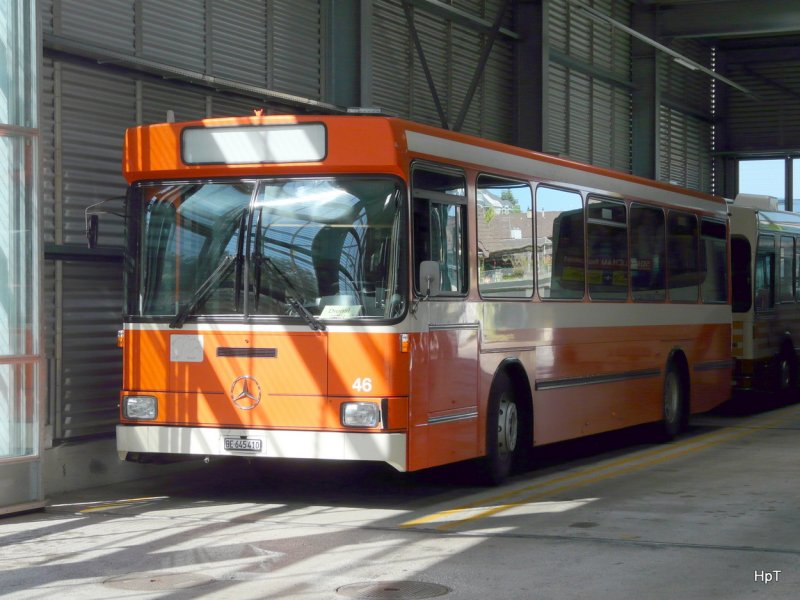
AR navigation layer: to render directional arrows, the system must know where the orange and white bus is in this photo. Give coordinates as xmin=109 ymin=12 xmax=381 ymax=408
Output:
xmin=113 ymin=113 xmax=731 ymax=483
xmin=730 ymin=193 xmax=800 ymax=397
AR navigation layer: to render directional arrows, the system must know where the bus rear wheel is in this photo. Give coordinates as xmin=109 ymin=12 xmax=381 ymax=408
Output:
xmin=479 ymin=374 xmax=518 ymax=485
xmin=661 ymin=365 xmax=684 ymax=440
xmin=776 ymin=346 xmax=798 ymax=401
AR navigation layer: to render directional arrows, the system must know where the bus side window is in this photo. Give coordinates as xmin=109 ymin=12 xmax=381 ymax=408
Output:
xmin=412 ymin=167 xmax=467 ymax=295
xmin=795 ymin=237 xmax=800 ymax=303
xmin=536 ymin=186 xmax=584 ymax=300
xmin=667 ymin=211 xmax=699 ymax=302
xmin=476 ymin=175 xmax=534 ymax=298
xmin=779 ymin=236 xmax=794 ymax=303
xmin=731 ymin=236 xmax=752 ymax=313
xmin=700 ymin=219 xmax=728 ymax=304
xmin=755 ymin=234 xmax=775 ymax=311
xmin=587 ymin=197 xmax=627 ymax=301
xmin=630 ymin=204 xmax=666 ymax=302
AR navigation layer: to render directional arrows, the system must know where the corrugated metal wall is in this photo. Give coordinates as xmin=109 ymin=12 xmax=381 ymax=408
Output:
xmin=546 ymin=0 xmax=633 ymax=173
xmin=41 ymin=0 xmax=324 ymax=441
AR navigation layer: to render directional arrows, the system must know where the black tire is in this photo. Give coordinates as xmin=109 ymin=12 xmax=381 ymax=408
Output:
xmin=660 ymin=364 xmax=684 ymax=441
xmin=478 ymin=373 xmax=519 ymax=485
xmin=775 ymin=345 xmax=798 ymax=402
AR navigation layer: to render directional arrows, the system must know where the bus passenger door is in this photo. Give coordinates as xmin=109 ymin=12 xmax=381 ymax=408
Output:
xmin=411 ymin=166 xmax=479 ymax=469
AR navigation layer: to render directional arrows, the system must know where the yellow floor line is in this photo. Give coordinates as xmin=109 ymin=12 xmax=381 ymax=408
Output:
xmin=400 ymin=405 xmax=800 ymax=531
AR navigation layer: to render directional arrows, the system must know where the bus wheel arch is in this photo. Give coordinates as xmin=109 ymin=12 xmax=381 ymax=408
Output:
xmin=662 ymin=350 xmax=689 ymax=440
xmin=479 ymin=360 xmax=533 ymax=485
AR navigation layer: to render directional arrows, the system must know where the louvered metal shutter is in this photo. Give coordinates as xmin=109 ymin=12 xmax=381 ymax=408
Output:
xmin=546 ymin=0 xmax=632 ymax=172
xmin=46 ymin=61 xmax=135 ymax=440
xmin=657 ymin=40 xmax=713 ymax=192
xmin=659 ymin=105 xmax=712 ymax=192
xmin=211 ymin=0 xmax=268 ymax=87
xmin=41 ymin=0 xmax=54 ymax=34
xmin=725 ymin=61 xmax=800 ymax=152
xmin=60 ymin=62 xmax=135 ymax=245
xmin=141 ymin=81 xmax=208 ymax=124
xmin=211 ymin=95 xmax=264 ymax=118
xmin=59 ymin=261 xmax=123 ymax=439
xmin=41 ymin=58 xmax=56 ymax=246
xmin=141 ymin=0 xmax=206 ymax=72
xmin=372 ymin=0 xmax=412 ymax=117
xmin=270 ymin=0 xmax=322 ymax=100
xmin=59 ymin=0 xmax=135 ymax=53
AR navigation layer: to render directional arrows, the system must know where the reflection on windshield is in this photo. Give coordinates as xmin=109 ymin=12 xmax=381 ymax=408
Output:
xmin=130 ymin=178 xmax=406 ymax=322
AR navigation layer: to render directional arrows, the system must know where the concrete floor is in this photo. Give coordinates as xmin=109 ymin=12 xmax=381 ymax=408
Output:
xmin=2 ymin=396 xmax=799 ymax=599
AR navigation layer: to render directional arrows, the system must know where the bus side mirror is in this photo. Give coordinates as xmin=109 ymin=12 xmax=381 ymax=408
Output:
xmin=86 ymin=214 xmax=99 ymax=249
xmin=418 ymin=260 xmax=442 ymax=297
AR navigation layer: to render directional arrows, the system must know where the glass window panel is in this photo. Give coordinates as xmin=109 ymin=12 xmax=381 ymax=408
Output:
xmin=794 ymin=159 xmax=800 ymax=210
xmin=630 ymin=204 xmax=666 ymax=302
xmin=731 ymin=237 xmax=752 ymax=313
xmin=587 ymin=197 xmax=627 ymax=301
xmin=0 ymin=362 xmax=37 ymax=457
xmin=536 ymin=186 xmax=584 ymax=300
xmin=700 ymin=219 xmax=728 ymax=304
xmin=0 ymin=2 xmax=37 ymax=128
xmin=738 ymin=159 xmax=785 ymax=209
xmin=0 ymin=135 xmax=37 ymax=458
xmin=667 ymin=211 xmax=699 ymax=302
xmin=412 ymin=168 xmax=467 ymax=296
xmin=755 ymin=235 xmax=775 ymax=311
xmin=778 ymin=236 xmax=794 ymax=303
xmin=477 ymin=176 xmax=534 ymax=298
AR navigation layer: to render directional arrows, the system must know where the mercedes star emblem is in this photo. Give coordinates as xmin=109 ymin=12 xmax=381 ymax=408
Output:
xmin=230 ymin=375 xmax=262 ymax=410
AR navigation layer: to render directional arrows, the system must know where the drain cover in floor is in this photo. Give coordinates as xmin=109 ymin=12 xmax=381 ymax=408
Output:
xmin=337 ymin=580 xmax=451 ymax=599
xmin=104 ymin=572 xmax=215 ymax=591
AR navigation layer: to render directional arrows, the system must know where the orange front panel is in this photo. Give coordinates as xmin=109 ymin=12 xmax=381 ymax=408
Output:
xmin=170 ymin=331 xmax=327 ymax=396
xmin=122 ymin=328 xmax=411 ymax=431
xmin=327 ymin=332 xmax=410 ymax=397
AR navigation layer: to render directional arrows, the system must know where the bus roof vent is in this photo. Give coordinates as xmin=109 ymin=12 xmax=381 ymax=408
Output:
xmin=734 ymin=193 xmax=779 ymax=210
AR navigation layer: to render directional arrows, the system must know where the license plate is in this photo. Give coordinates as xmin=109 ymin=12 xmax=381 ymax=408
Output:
xmin=223 ymin=437 xmax=263 ymax=452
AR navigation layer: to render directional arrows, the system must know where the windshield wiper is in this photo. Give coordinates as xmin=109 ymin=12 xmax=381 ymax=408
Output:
xmin=170 ymin=254 xmax=238 ymax=329
xmin=255 ymin=256 xmax=326 ymax=331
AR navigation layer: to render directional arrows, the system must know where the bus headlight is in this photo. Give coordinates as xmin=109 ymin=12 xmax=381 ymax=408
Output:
xmin=123 ymin=396 xmax=158 ymax=420
xmin=341 ymin=402 xmax=381 ymax=428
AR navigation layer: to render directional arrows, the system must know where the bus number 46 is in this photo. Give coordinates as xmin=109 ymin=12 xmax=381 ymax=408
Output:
xmin=352 ymin=378 xmax=373 ymax=393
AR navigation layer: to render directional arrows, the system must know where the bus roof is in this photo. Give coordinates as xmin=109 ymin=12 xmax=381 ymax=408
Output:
xmin=123 ymin=114 xmax=726 ymax=214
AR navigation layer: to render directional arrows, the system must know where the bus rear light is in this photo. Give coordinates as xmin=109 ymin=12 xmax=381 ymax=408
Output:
xmin=341 ymin=402 xmax=381 ymax=428
xmin=400 ymin=333 xmax=409 ymax=353
xmin=117 ymin=329 xmax=125 ymax=348
xmin=123 ymin=396 xmax=157 ymax=420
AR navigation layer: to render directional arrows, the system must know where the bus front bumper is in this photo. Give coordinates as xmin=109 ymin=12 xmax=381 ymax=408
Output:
xmin=116 ymin=425 xmax=408 ymax=471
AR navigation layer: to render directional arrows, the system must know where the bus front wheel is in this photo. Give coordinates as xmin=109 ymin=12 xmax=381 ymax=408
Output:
xmin=479 ymin=373 xmax=519 ymax=485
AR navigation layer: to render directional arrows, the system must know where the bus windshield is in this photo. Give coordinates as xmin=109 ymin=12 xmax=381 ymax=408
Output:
xmin=127 ymin=177 xmax=407 ymax=324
